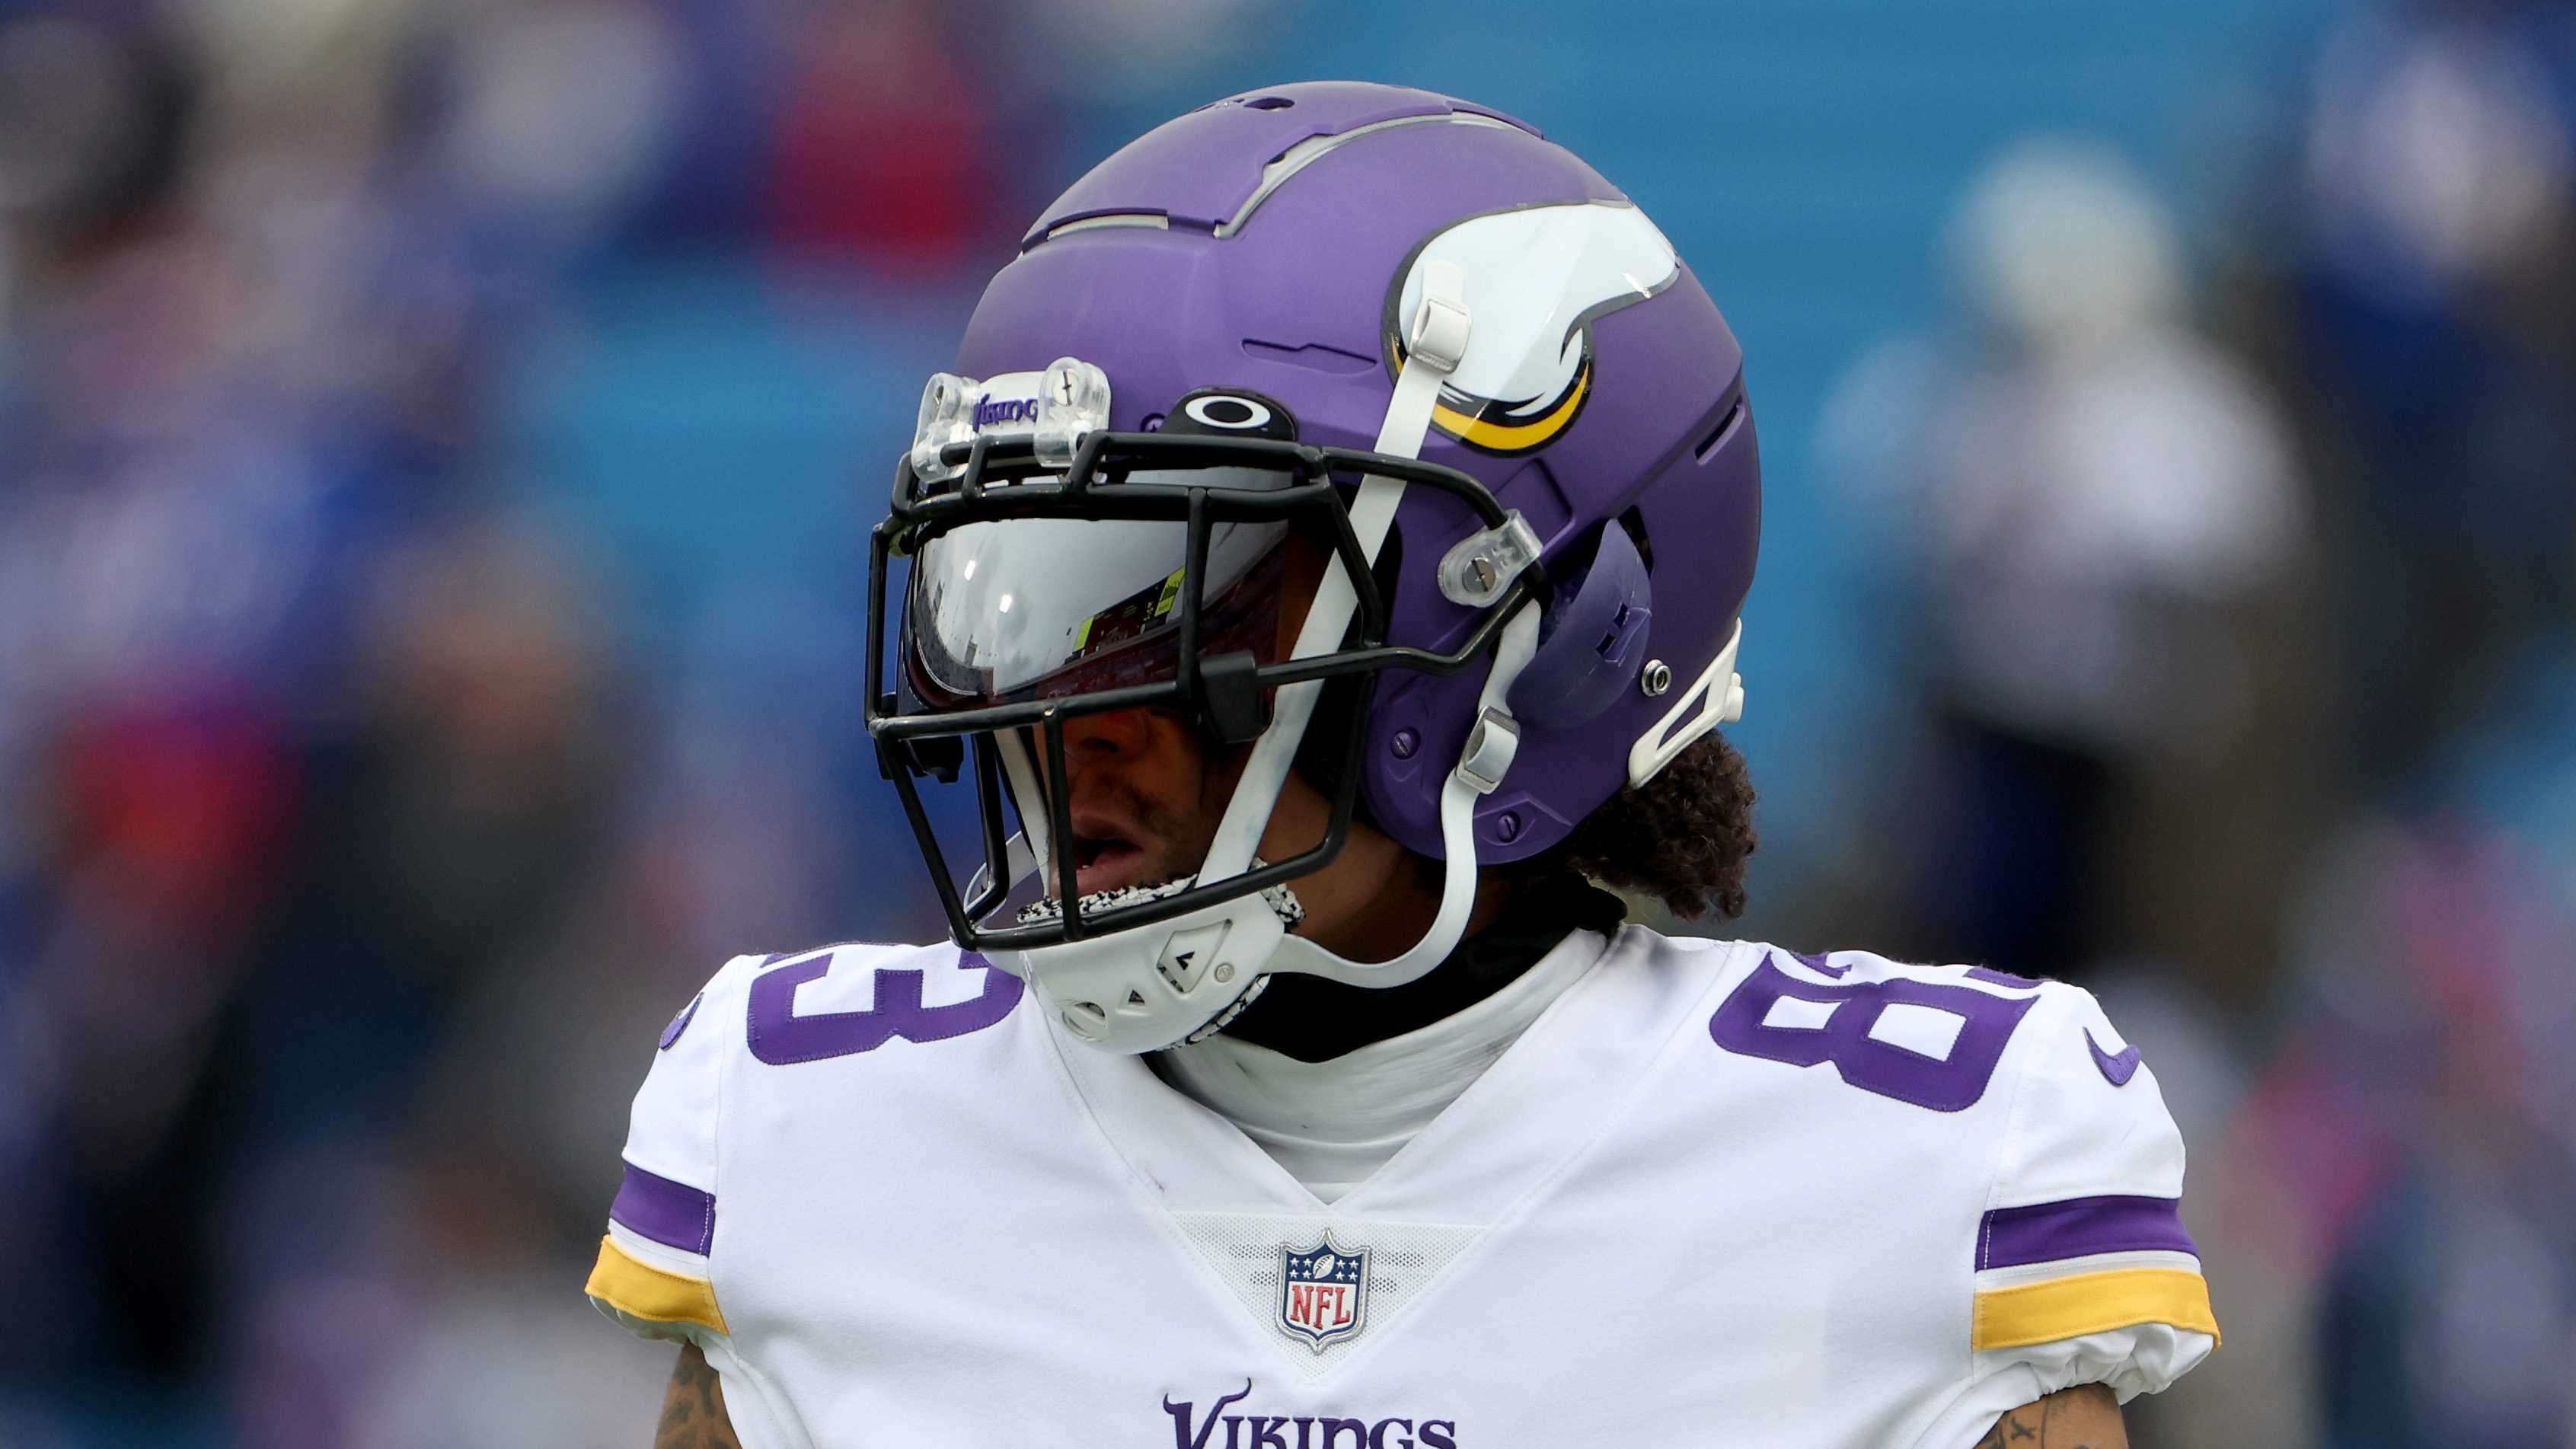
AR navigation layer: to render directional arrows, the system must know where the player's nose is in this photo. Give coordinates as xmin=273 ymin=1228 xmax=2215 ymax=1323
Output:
xmin=1059 ymin=708 xmax=1156 ymax=762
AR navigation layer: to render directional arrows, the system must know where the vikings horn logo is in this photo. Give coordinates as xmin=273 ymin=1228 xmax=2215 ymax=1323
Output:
xmin=1383 ymin=200 xmax=1680 ymax=455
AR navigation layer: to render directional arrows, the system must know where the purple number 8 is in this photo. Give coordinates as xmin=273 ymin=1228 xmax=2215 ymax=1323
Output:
xmin=1709 ymin=955 xmax=2038 ymax=1112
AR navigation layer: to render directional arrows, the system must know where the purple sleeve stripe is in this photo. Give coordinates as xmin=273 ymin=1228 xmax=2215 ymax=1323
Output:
xmin=1977 ymin=1194 xmax=2197 ymax=1270
xmin=610 ymin=1161 xmax=717 ymax=1256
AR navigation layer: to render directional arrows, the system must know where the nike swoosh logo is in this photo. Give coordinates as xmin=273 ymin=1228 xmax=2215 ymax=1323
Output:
xmin=2086 ymin=1029 xmax=2142 ymax=1087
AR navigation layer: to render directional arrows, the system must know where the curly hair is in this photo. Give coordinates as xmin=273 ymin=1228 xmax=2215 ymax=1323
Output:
xmin=1512 ymin=732 xmax=1757 ymax=922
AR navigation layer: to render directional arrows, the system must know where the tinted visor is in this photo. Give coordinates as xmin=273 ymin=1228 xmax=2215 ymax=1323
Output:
xmin=905 ymin=469 xmax=1299 ymax=708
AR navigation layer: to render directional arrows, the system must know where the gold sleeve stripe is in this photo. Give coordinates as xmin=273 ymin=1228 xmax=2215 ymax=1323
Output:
xmin=586 ymin=1235 xmax=729 ymax=1335
xmin=1971 ymin=1267 xmax=2219 ymax=1352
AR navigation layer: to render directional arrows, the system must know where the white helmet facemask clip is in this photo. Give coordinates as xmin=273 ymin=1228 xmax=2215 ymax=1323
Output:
xmin=985 ymin=261 xmax=1541 ymax=1054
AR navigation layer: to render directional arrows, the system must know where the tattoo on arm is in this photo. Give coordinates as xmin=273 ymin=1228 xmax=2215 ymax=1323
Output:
xmin=656 ymin=1343 xmax=744 ymax=1449
xmin=1971 ymin=1384 xmax=2125 ymax=1449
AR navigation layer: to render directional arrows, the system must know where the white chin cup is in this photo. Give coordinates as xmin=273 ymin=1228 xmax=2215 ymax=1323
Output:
xmin=990 ymin=887 xmax=1289 ymax=1054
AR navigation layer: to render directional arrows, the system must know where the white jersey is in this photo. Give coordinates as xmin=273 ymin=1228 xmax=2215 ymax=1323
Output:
xmin=586 ymin=927 xmax=2216 ymax=1449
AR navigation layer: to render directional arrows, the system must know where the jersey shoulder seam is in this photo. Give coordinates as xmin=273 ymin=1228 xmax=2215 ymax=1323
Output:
xmin=1981 ymin=982 xmax=2089 ymax=1216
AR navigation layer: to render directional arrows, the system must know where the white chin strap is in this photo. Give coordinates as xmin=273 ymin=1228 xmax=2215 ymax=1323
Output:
xmin=992 ymin=260 xmax=1548 ymax=1055
xmin=1262 ymin=602 xmax=1536 ymax=986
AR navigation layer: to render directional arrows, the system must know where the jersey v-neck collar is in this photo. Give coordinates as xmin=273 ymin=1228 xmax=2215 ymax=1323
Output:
xmin=1037 ymin=927 xmax=1749 ymax=1223
xmin=1150 ymin=927 xmax=1613 ymax=1202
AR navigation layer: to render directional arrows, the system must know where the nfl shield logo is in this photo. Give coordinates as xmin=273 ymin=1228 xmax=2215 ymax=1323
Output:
xmin=1278 ymin=1240 xmax=1368 ymax=1349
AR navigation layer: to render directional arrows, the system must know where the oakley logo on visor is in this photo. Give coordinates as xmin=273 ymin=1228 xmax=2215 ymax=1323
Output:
xmin=1166 ymin=388 xmax=1298 ymax=442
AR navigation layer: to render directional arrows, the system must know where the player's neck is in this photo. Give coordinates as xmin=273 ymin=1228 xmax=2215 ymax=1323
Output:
xmin=1215 ymin=879 xmax=1627 ymax=1062
xmin=1255 ymin=784 xmax=1508 ymax=964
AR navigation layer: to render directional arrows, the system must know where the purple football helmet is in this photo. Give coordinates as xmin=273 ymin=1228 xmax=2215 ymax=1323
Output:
xmin=867 ymin=81 xmax=1760 ymax=1052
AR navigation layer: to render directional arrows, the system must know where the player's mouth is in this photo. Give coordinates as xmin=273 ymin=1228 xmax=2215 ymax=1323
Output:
xmin=1071 ymin=827 xmax=1152 ymax=895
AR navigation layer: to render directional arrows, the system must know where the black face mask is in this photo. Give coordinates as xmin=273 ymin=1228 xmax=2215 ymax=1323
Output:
xmin=1209 ymin=879 xmax=1631 ymax=1064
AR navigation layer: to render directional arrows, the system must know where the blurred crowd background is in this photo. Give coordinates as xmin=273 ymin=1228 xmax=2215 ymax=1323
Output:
xmin=0 ymin=0 xmax=2571 ymax=1444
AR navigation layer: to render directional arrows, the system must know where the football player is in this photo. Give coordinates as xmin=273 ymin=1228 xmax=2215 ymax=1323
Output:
xmin=589 ymin=81 xmax=2216 ymax=1449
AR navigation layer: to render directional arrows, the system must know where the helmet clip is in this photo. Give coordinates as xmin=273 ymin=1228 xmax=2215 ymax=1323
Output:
xmin=1195 ymin=649 xmax=1272 ymax=747
xmin=1437 ymin=511 xmax=1543 ymax=608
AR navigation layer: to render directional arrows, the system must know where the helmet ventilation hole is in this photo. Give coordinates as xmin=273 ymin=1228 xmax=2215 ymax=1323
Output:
xmin=1693 ymin=397 xmax=1747 ymax=462
xmin=1244 ymin=95 xmax=1295 ymax=110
